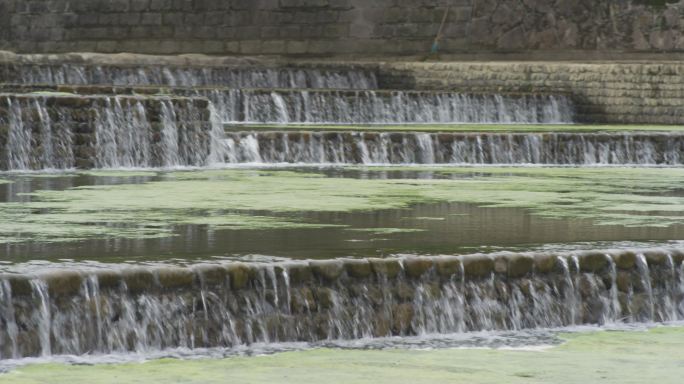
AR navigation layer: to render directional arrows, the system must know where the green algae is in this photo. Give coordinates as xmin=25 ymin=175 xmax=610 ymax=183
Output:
xmin=1 ymin=167 xmax=684 ymax=244
xmin=230 ymin=123 xmax=684 ymax=133
xmin=2 ymin=327 xmax=683 ymax=384
xmin=346 ymin=228 xmax=427 ymax=235
xmin=80 ymin=170 xmax=159 ymax=178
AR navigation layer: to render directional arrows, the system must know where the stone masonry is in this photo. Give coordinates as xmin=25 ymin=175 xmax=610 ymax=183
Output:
xmin=0 ymin=0 xmax=683 ymax=55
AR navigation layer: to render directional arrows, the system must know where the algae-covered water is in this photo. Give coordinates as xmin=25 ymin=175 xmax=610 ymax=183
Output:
xmin=1 ymin=326 xmax=682 ymax=384
xmin=1 ymin=166 xmax=684 ymax=263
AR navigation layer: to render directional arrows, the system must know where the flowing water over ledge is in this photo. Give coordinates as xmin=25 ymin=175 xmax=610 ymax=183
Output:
xmin=3 ymin=64 xmax=379 ymax=90
xmin=0 ymin=58 xmax=681 ymax=376
xmin=209 ymin=90 xmax=574 ymax=124
xmin=1 ymin=91 xmax=577 ymax=170
xmin=220 ymin=131 xmax=684 ymax=165
xmin=0 ymin=248 xmax=682 ymax=360
xmin=0 ymin=94 xmax=222 ymax=170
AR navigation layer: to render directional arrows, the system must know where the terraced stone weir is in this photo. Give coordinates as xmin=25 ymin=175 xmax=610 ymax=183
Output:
xmin=0 ymin=94 xmax=221 ymax=170
xmin=0 ymin=249 xmax=681 ymax=359
xmin=220 ymin=131 xmax=684 ymax=165
xmin=1 ymin=63 xmax=379 ymax=90
xmin=211 ymin=90 xmax=574 ymax=124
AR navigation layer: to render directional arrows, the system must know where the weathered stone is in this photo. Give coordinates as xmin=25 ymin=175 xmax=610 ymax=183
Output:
xmin=95 ymin=270 xmax=123 ymax=290
xmin=613 ymin=251 xmax=638 ymax=270
xmin=507 ymin=255 xmax=534 ymax=278
xmin=310 ymin=260 xmax=344 ymax=282
xmin=403 ymin=257 xmax=433 ymax=279
xmin=392 ymin=303 xmax=413 ymax=334
xmin=671 ymin=250 xmax=684 ymax=266
xmin=494 ymin=256 xmax=508 ymax=274
xmin=122 ymin=268 xmax=156 ymax=293
xmin=434 ymin=257 xmax=462 ymax=277
xmin=369 ymin=258 xmax=402 ymax=279
xmin=194 ymin=265 xmax=228 ymax=286
xmin=156 ymin=267 xmax=195 ymax=289
xmin=616 ymin=271 xmax=632 ymax=293
xmin=227 ymin=263 xmax=253 ymax=290
xmin=315 ymin=287 xmax=334 ymax=309
xmin=7 ymin=275 xmax=32 ymax=296
xmin=394 ymin=281 xmax=414 ymax=301
xmin=643 ymin=250 xmax=669 ymax=266
xmin=463 ymin=256 xmax=494 ymax=278
xmin=344 ymin=259 xmax=372 ymax=278
xmin=579 ymin=252 xmax=610 ymax=273
xmin=44 ymin=272 xmax=83 ymax=296
xmin=287 ymin=263 xmax=313 ymax=284
xmin=534 ymin=254 xmax=559 ymax=274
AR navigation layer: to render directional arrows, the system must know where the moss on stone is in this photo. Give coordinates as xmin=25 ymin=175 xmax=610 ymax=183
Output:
xmin=287 ymin=264 xmax=313 ymax=284
xmin=122 ymin=268 xmax=155 ymax=294
xmin=227 ymin=264 xmax=252 ymax=290
xmin=463 ymin=256 xmax=494 ymax=278
xmin=434 ymin=257 xmax=461 ymax=278
xmin=369 ymin=258 xmax=403 ymax=279
xmin=95 ymin=270 xmax=123 ymax=290
xmin=156 ymin=268 xmax=195 ymax=289
xmin=344 ymin=260 xmax=373 ymax=279
xmin=403 ymin=258 xmax=434 ymax=279
xmin=310 ymin=260 xmax=344 ymax=282
xmin=507 ymin=255 xmax=535 ymax=278
xmin=644 ymin=250 xmax=670 ymax=266
xmin=613 ymin=252 xmax=638 ymax=270
xmin=44 ymin=272 xmax=83 ymax=296
xmin=534 ymin=255 xmax=559 ymax=274
xmin=579 ymin=252 xmax=610 ymax=273
xmin=7 ymin=275 xmax=32 ymax=296
xmin=194 ymin=265 xmax=228 ymax=286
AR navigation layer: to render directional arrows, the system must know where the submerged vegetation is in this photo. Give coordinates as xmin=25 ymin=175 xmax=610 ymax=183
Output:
xmin=0 ymin=166 xmax=684 ymax=244
xmin=1 ymin=327 xmax=682 ymax=384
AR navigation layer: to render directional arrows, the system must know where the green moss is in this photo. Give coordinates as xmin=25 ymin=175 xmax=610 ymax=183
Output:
xmin=81 ymin=171 xmax=159 ymax=178
xmin=2 ymin=327 xmax=683 ymax=384
xmin=346 ymin=228 xmax=426 ymax=235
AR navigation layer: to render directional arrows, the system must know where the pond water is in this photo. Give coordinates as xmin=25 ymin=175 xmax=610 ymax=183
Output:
xmin=0 ymin=166 xmax=683 ymax=264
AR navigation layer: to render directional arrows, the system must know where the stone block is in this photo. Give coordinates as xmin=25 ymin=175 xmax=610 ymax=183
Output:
xmin=310 ymin=260 xmax=344 ymax=282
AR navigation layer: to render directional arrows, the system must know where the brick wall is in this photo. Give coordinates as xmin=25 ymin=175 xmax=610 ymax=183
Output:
xmin=0 ymin=0 xmax=683 ymax=55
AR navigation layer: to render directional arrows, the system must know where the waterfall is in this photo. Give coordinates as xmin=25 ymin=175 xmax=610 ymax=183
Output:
xmin=215 ymin=131 xmax=684 ymax=165
xmin=1 ymin=95 xmax=223 ymax=170
xmin=0 ymin=249 xmax=681 ymax=359
xmin=11 ymin=64 xmax=378 ymax=89
xmin=94 ymin=98 xmax=152 ymax=168
xmin=214 ymin=90 xmax=574 ymax=124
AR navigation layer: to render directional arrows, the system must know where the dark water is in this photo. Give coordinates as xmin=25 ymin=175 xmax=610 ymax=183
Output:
xmin=0 ymin=168 xmax=682 ymax=264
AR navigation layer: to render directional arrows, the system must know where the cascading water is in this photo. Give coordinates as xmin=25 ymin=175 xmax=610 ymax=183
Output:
xmin=9 ymin=64 xmax=378 ymax=90
xmin=218 ymin=131 xmax=684 ymax=165
xmin=0 ymin=95 xmax=221 ymax=170
xmin=213 ymin=90 xmax=574 ymax=124
xmin=0 ymin=249 xmax=681 ymax=359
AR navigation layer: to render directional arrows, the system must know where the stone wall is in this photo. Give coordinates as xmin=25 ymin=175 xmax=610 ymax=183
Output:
xmin=0 ymin=0 xmax=683 ymax=55
xmin=376 ymin=61 xmax=684 ymax=124
xmin=0 ymin=94 xmax=213 ymax=169
xmin=1 ymin=249 xmax=682 ymax=358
